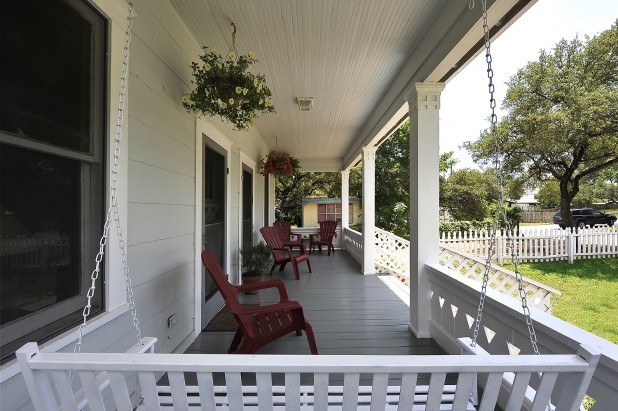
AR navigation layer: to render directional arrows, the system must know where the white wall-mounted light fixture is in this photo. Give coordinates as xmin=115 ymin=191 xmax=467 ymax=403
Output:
xmin=297 ymin=97 xmax=314 ymax=112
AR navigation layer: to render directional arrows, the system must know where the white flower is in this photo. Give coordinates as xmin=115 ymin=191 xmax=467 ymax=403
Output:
xmin=204 ymin=63 xmax=211 ymax=71
xmin=242 ymin=88 xmax=248 ymax=95
xmin=257 ymin=84 xmax=262 ymax=92
xmin=229 ymin=98 xmax=235 ymax=105
xmin=229 ymin=52 xmax=235 ymax=60
xmin=254 ymin=78 xmax=259 ymax=87
xmin=181 ymin=95 xmax=190 ymax=103
xmin=248 ymin=51 xmax=255 ymax=59
xmin=221 ymin=102 xmax=227 ymax=108
xmin=236 ymin=87 xmax=243 ymax=94
xmin=259 ymin=99 xmax=263 ymax=105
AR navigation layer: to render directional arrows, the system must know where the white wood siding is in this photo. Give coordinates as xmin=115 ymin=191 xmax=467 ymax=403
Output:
xmin=1 ymin=0 xmax=269 ymax=409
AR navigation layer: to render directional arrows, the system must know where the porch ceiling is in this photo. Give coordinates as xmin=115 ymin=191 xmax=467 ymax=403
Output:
xmin=170 ymin=0 xmax=533 ymax=169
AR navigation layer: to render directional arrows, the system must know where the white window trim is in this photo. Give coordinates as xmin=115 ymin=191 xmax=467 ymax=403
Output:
xmin=194 ymin=117 xmax=232 ymax=334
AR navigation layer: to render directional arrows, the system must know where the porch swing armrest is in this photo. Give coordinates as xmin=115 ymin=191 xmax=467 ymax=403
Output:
xmin=237 ymin=279 xmax=290 ymax=300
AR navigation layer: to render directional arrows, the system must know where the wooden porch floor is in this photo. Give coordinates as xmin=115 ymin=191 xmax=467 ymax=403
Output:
xmin=186 ymin=250 xmax=445 ymax=356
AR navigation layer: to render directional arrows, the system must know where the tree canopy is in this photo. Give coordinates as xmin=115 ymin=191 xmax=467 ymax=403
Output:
xmin=465 ymin=22 xmax=618 ymax=226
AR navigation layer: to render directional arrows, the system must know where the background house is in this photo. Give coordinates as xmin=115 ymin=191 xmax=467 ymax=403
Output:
xmin=301 ymin=197 xmax=362 ymax=227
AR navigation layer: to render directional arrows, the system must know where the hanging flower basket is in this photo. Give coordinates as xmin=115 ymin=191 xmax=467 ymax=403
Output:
xmin=259 ymin=151 xmax=300 ymax=177
xmin=182 ymin=24 xmax=276 ymax=130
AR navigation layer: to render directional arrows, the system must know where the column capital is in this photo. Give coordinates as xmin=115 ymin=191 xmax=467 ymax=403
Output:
xmin=362 ymin=145 xmax=378 ymax=161
xmin=341 ymin=169 xmax=350 ymax=178
xmin=407 ymin=82 xmax=445 ymax=112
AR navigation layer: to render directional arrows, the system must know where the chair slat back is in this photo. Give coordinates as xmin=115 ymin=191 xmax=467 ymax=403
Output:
xmin=319 ymin=221 xmax=338 ymax=239
xmin=201 ymin=251 xmax=255 ymax=335
xmin=260 ymin=226 xmax=286 ymax=261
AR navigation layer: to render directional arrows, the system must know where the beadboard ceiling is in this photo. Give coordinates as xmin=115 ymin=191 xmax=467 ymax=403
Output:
xmin=169 ymin=0 xmax=530 ymax=168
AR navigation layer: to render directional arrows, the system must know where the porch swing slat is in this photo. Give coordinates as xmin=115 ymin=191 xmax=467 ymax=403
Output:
xmin=313 ymin=372 xmax=330 ymax=410
xmin=285 ymin=372 xmax=302 ymax=411
xmin=168 ymin=371 xmax=189 ymax=411
xmin=369 ymin=373 xmax=389 ymax=411
xmin=505 ymin=371 xmax=532 ymax=411
xmin=396 ymin=372 xmax=418 ymax=411
xmin=225 ymin=371 xmax=243 ymax=410
xmin=78 ymin=370 xmax=106 ymax=411
xmin=478 ymin=372 xmax=502 ymax=411
xmin=426 ymin=372 xmax=447 ymax=409
xmin=256 ymin=372 xmax=274 ymax=411
xmin=138 ymin=371 xmax=161 ymax=411
xmin=107 ymin=370 xmax=133 ymax=411
xmin=530 ymin=372 xmax=558 ymax=411
xmin=343 ymin=372 xmax=361 ymax=411
xmin=452 ymin=372 xmax=475 ymax=409
xmin=196 ymin=372 xmax=216 ymax=411
xmin=50 ymin=370 xmax=77 ymax=411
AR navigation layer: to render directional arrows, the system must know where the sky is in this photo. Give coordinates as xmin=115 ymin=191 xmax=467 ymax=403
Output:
xmin=439 ymin=0 xmax=618 ymax=170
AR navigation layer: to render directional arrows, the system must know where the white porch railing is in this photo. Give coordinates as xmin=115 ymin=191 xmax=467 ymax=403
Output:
xmin=427 ymin=263 xmax=618 ymax=411
xmin=369 ymin=228 xmax=559 ymax=312
xmin=440 ymin=226 xmax=618 ymax=264
xmin=343 ymin=227 xmax=363 ymax=265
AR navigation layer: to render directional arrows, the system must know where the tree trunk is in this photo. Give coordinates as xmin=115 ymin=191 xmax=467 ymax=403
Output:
xmin=559 ymin=180 xmax=575 ymax=228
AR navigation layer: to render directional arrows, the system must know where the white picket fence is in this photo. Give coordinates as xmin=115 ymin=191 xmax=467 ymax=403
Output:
xmin=440 ymin=226 xmax=618 ymax=264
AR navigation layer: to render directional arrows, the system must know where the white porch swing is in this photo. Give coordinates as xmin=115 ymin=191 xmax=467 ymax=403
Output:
xmin=16 ymin=2 xmax=599 ymax=410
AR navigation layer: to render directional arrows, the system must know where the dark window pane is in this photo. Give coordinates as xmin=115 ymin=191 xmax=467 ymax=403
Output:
xmin=0 ymin=0 xmax=93 ymax=153
xmin=1 ymin=144 xmax=82 ymax=323
xmin=318 ymin=204 xmax=326 ymax=213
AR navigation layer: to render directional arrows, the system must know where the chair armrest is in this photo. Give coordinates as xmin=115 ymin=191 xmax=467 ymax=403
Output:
xmin=237 ymin=300 xmax=302 ymax=315
xmin=236 ymin=279 xmax=290 ymax=301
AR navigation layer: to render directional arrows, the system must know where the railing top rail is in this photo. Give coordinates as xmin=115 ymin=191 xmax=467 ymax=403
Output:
xmin=25 ymin=350 xmax=590 ymax=374
xmin=439 ymin=243 xmax=562 ymax=295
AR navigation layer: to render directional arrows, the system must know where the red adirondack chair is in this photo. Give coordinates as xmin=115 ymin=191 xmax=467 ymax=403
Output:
xmin=273 ymin=220 xmax=303 ymax=250
xmin=201 ymin=250 xmax=318 ymax=355
xmin=260 ymin=226 xmax=311 ymax=280
xmin=309 ymin=220 xmax=338 ymax=255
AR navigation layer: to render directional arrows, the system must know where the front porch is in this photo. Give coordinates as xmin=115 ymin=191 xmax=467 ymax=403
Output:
xmin=188 ymin=251 xmax=444 ymax=356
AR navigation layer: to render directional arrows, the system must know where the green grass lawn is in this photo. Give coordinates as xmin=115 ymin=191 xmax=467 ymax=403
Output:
xmin=507 ymin=258 xmax=618 ymax=344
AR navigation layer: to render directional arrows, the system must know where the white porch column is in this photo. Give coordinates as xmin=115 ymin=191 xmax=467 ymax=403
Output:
xmin=408 ymin=82 xmax=444 ymax=337
xmin=362 ymin=146 xmax=377 ymax=275
xmin=341 ymin=170 xmax=350 ymax=230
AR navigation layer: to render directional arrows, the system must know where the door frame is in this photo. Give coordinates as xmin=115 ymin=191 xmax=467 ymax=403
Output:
xmin=194 ymin=118 xmax=232 ymax=335
xmin=239 ymin=151 xmax=256 ymax=280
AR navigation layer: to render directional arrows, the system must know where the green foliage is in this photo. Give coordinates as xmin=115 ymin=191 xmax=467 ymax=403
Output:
xmin=183 ymin=48 xmax=276 ymax=130
xmin=239 ymin=242 xmax=272 ymax=276
xmin=507 ymin=258 xmax=618 ymax=344
xmin=375 ymin=121 xmax=410 ymax=237
xmin=466 ymin=22 xmax=618 ymax=226
xmin=537 ymin=180 xmax=561 ymax=208
xmin=441 ymin=168 xmax=491 ymax=221
xmin=439 ymin=220 xmax=487 ymax=234
xmin=439 ymin=151 xmax=457 ymax=176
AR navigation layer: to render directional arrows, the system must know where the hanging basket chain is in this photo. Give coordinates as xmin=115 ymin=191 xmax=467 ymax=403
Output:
xmin=73 ymin=2 xmax=141 ymax=360
xmin=470 ymin=0 xmax=540 ymax=356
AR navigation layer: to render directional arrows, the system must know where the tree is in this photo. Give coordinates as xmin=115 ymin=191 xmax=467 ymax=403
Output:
xmin=536 ymin=180 xmax=561 ymax=209
xmin=441 ymin=168 xmax=491 ymax=221
xmin=375 ymin=121 xmax=410 ymax=236
xmin=439 ymin=151 xmax=458 ymax=176
xmin=465 ymin=22 xmax=618 ymax=227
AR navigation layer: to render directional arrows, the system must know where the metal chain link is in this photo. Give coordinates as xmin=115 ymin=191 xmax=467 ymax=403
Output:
xmin=72 ymin=1 xmax=140 ymax=363
xmin=470 ymin=0 xmax=540 ymax=356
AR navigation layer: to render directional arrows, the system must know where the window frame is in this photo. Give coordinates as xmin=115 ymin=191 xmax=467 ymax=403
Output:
xmin=0 ymin=0 xmax=108 ymax=361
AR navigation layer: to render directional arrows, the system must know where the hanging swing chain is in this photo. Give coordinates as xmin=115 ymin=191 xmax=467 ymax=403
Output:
xmin=470 ymin=0 xmax=540 ymax=356
xmin=73 ymin=2 xmax=141 ymax=358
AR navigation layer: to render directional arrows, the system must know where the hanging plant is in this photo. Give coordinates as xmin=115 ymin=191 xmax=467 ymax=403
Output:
xmin=259 ymin=151 xmax=300 ymax=177
xmin=182 ymin=23 xmax=276 ymax=130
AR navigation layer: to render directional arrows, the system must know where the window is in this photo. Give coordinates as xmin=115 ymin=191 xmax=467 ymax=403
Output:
xmin=0 ymin=0 xmax=106 ymax=362
xmin=318 ymin=203 xmax=342 ymax=222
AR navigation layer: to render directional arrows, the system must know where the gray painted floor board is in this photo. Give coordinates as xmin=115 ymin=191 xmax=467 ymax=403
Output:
xmin=186 ymin=251 xmax=445 ymax=357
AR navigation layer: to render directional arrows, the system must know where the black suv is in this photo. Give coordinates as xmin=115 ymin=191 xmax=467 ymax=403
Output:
xmin=553 ymin=208 xmax=616 ymax=229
